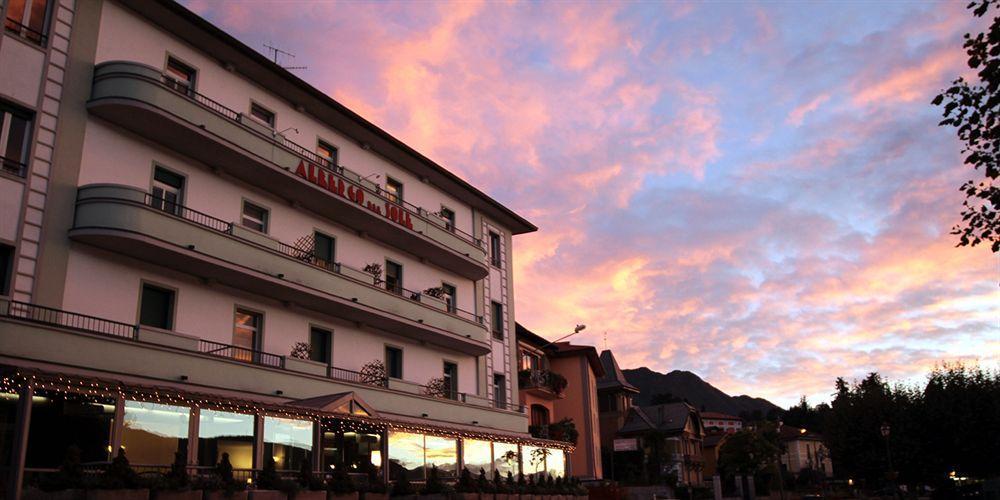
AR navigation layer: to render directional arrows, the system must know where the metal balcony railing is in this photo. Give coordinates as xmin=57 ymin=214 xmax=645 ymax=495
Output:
xmin=198 ymin=339 xmax=284 ymax=369
xmin=144 ymin=70 xmax=483 ymax=248
xmin=518 ymin=368 xmax=567 ymax=396
xmin=4 ymin=17 xmax=47 ymax=46
xmin=1 ymin=299 xmax=137 ymax=340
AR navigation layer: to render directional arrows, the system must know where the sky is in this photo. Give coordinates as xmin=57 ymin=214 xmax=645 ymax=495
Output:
xmin=184 ymin=0 xmax=999 ymax=408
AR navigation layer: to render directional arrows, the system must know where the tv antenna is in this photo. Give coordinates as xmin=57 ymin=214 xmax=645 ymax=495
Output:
xmin=264 ymin=43 xmax=307 ymax=71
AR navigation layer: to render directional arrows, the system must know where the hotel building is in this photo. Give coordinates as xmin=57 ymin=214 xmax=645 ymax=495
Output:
xmin=0 ymin=0 xmax=568 ymax=496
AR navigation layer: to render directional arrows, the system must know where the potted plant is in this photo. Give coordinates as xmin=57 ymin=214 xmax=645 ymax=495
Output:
xmin=363 ymin=263 xmax=383 ymax=285
xmin=418 ymin=466 xmax=449 ymax=500
xmin=454 ymin=468 xmax=478 ymax=500
xmin=326 ymin=463 xmax=357 ymax=500
xmin=388 ymin=469 xmax=416 ymax=499
xmin=294 ymin=458 xmax=325 ymax=500
xmin=422 ymin=377 xmax=450 ymax=399
xmin=24 ymin=445 xmax=87 ymax=500
xmin=152 ymin=451 xmax=201 ymax=500
xmin=523 ymin=476 xmax=536 ymax=500
xmin=360 ymin=471 xmax=387 ymax=500
xmin=515 ymin=474 xmax=526 ymax=500
xmin=88 ymin=448 xmax=148 ymax=500
xmin=504 ymin=473 xmax=516 ymax=500
xmin=251 ymin=456 xmax=294 ymax=499
xmin=360 ymin=360 xmax=387 ymax=387
xmin=492 ymin=470 xmax=510 ymax=500
xmin=196 ymin=453 xmax=248 ymax=500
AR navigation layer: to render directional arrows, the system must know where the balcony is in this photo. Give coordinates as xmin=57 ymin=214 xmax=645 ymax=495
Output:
xmin=0 ymin=299 xmax=528 ymax=427
xmin=518 ymin=369 xmax=567 ymax=399
xmin=69 ymin=184 xmax=490 ymax=355
xmin=87 ymin=61 xmax=488 ymax=280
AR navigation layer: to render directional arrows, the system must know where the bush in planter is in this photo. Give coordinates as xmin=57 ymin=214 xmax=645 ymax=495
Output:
xmin=389 ymin=469 xmax=416 ymax=497
xmin=192 ymin=453 xmax=246 ymax=498
xmin=454 ymin=468 xmax=478 ymax=495
xmin=257 ymin=456 xmax=282 ymax=490
xmin=96 ymin=447 xmax=141 ymax=490
xmin=420 ymin=465 xmax=450 ymax=496
xmin=297 ymin=457 xmax=325 ymax=492
xmin=327 ymin=464 xmax=356 ymax=496
xmin=516 ymin=474 xmax=527 ymax=495
xmin=492 ymin=470 xmax=508 ymax=495
xmin=360 ymin=360 xmax=387 ymax=387
xmin=35 ymin=444 xmax=87 ymax=492
xmin=476 ymin=469 xmax=493 ymax=494
xmin=290 ymin=342 xmax=312 ymax=360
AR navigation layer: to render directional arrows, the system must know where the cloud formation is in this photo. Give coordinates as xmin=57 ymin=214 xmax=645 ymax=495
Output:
xmin=185 ymin=0 xmax=999 ymax=407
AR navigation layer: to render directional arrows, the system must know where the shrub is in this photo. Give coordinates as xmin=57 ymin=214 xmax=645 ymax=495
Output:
xmin=476 ymin=468 xmax=493 ymax=493
xmin=257 ymin=456 xmax=281 ymax=490
xmin=456 ymin=468 xmax=478 ymax=493
xmin=390 ymin=469 xmax=416 ymax=497
xmin=360 ymin=360 xmax=387 ymax=386
xmin=298 ymin=457 xmax=324 ymax=491
xmin=290 ymin=342 xmax=312 ymax=359
xmin=421 ymin=465 xmax=448 ymax=495
xmin=327 ymin=464 xmax=356 ymax=494
xmin=98 ymin=448 xmax=140 ymax=489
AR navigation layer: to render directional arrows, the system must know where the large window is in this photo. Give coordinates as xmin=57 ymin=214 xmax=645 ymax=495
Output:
xmin=121 ymin=401 xmax=190 ymax=466
xmin=4 ymin=0 xmax=50 ymax=45
xmin=151 ymin=166 xmax=184 ymax=215
xmin=522 ymin=445 xmax=546 ymax=479
xmin=232 ymin=308 xmax=262 ymax=362
xmin=320 ymin=423 xmax=380 ymax=472
xmin=139 ymin=283 xmax=175 ymax=330
xmin=0 ymin=101 xmax=32 ymax=176
xmin=198 ymin=409 xmax=254 ymax=469
xmin=385 ymin=260 xmax=403 ymax=295
xmin=424 ymin=435 xmax=457 ymax=478
xmin=164 ymin=57 xmax=196 ymax=95
xmin=263 ymin=416 xmax=312 ymax=471
xmin=489 ymin=231 xmax=502 ymax=267
xmin=388 ymin=431 xmax=424 ymax=480
xmin=309 ymin=327 xmax=331 ymax=364
xmin=491 ymin=301 xmax=504 ymax=340
xmin=385 ymin=346 xmax=403 ymax=379
xmin=25 ymin=391 xmax=114 ymax=468
xmin=462 ymin=439 xmax=492 ymax=476
xmin=241 ymin=200 xmax=269 ymax=233
xmin=492 ymin=442 xmax=519 ymax=478
xmin=546 ymin=448 xmax=565 ymax=478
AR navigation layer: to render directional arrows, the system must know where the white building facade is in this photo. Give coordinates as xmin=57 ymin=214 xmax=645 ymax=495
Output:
xmin=0 ymin=0 xmax=567 ymax=496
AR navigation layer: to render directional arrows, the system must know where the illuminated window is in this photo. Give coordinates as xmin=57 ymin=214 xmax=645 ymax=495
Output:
xmin=385 ymin=177 xmax=403 ymax=204
xmin=4 ymin=0 xmax=51 ymax=45
xmin=121 ymin=401 xmax=190 ymax=466
xmin=463 ymin=439 xmax=492 ymax=475
xmin=321 ymin=424 xmax=380 ymax=471
xmin=493 ymin=442 xmax=519 ymax=478
xmin=198 ymin=410 xmax=254 ymax=469
xmin=545 ymin=448 xmax=565 ymax=478
xmin=232 ymin=308 xmax=262 ymax=362
xmin=317 ymin=140 xmax=338 ymax=168
xmin=388 ymin=431 xmax=425 ymax=480
xmin=523 ymin=445 xmax=547 ymax=479
xmin=263 ymin=416 xmax=313 ymax=471
xmin=165 ymin=57 xmax=196 ymax=95
xmin=424 ymin=435 xmax=457 ymax=478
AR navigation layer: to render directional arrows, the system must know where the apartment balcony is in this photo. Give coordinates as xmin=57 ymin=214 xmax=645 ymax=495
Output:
xmin=69 ymin=184 xmax=490 ymax=355
xmin=87 ymin=61 xmax=488 ymax=280
xmin=0 ymin=300 xmax=528 ymax=430
xmin=518 ymin=368 xmax=567 ymax=399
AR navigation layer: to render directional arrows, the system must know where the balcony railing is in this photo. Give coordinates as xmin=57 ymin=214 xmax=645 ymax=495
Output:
xmin=0 ymin=299 xmax=512 ymax=410
xmin=518 ymin=369 xmax=567 ymax=396
xmin=1 ymin=155 xmax=28 ymax=178
xmin=138 ymin=192 xmax=484 ymax=324
xmin=4 ymin=17 xmax=47 ymax=46
xmin=144 ymin=70 xmax=482 ymax=248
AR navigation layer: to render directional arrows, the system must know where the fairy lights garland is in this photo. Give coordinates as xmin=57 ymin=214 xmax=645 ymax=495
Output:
xmin=0 ymin=370 xmax=573 ymax=451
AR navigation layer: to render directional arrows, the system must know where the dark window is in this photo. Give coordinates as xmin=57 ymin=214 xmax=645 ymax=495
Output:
xmin=4 ymin=0 xmax=51 ymax=45
xmin=489 ymin=231 xmax=502 ymax=267
xmin=493 ymin=374 xmax=507 ymax=409
xmin=241 ymin=200 xmax=269 ymax=233
xmin=313 ymin=232 xmax=335 ymax=268
xmin=443 ymin=362 xmax=458 ymax=399
xmin=440 ymin=207 xmax=455 ymax=232
xmin=385 ymin=346 xmax=403 ymax=379
xmin=598 ymin=393 xmax=618 ymax=412
xmin=0 ymin=244 xmax=13 ymax=296
xmin=0 ymin=101 xmax=32 ymax=176
xmin=309 ymin=327 xmax=331 ymax=364
xmin=164 ymin=57 xmax=196 ymax=95
xmin=385 ymin=177 xmax=403 ymax=204
xmin=442 ymin=283 xmax=457 ymax=314
xmin=317 ymin=140 xmax=338 ymax=168
xmin=385 ymin=260 xmax=402 ymax=295
xmin=530 ymin=404 xmax=550 ymax=427
xmin=491 ymin=301 xmax=504 ymax=340
xmin=250 ymin=102 xmax=275 ymax=128
xmin=25 ymin=390 xmax=115 ymax=468
xmin=139 ymin=283 xmax=174 ymax=330
xmin=151 ymin=166 xmax=184 ymax=215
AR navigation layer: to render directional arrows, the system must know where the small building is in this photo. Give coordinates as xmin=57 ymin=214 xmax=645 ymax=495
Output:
xmin=779 ymin=425 xmax=833 ymax=477
xmin=701 ymin=412 xmax=743 ymax=434
xmin=615 ymin=403 xmax=706 ymax=486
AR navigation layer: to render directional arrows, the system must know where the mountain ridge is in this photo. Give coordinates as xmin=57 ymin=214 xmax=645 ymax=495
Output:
xmin=622 ymin=366 xmax=782 ymax=417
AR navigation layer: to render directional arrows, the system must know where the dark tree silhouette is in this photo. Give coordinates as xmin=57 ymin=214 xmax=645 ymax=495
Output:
xmin=933 ymin=0 xmax=1000 ymax=252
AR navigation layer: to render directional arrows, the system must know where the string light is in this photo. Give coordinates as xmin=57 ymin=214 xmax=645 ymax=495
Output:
xmin=0 ymin=369 xmax=573 ymax=451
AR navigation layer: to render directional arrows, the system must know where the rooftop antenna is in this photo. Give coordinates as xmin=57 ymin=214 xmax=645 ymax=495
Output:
xmin=263 ymin=42 xmax=307 ymax=71
xmin=603 ymin=331 xmax=608 ymax=350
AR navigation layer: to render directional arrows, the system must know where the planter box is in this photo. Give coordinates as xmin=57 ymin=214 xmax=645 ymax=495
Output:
xmin=153 ymin=491 xmax=204 ymax=500
xmin=285 ymin=356 xmax=328 ymax=376
xmin=294 ymin=491 xmax=327 ymax=500
xmin=329 ymin=493 xmax=360 ymax=500
xmin=455 ymin=494 xmax=479 ymax=500
xmin=204 ymin=491 xmax=249 ymax=500
xmin=417 ymin=293 xmax=447 ymax=311
xmin=23 ymin=489 xmax=85 ymax=500
xmin=137 ymin=326 xmax=200 ymax=351
xmin=249 ymin=491 xmax=287 ymax=500
xmin=361 ymin=493 xmax=388 ymax=500
xmin=230 ymin=225 xmax=282 ymax=252
xmin=86 ymin=490 xmax=151 ymax=500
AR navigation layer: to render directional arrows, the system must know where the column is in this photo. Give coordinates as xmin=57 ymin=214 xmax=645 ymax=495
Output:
xmin=5 ymin=384 xmax=33 ymax=500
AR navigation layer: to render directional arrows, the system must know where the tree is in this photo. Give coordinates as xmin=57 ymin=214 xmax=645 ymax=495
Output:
xmin=717 ymin=429 xmax=780 ymax=476
xmin=933 ymin=0 xmax=1000 ymax=252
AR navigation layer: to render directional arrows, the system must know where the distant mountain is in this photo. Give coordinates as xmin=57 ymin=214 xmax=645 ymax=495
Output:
xmin=622 ymin=367 xmax=782 ymax=417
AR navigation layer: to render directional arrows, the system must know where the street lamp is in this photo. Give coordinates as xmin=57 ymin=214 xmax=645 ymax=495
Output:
xmin=881 ymin=423 xmax=896 ymax=498
xmin=540 ymin=324 xmax=586 ymax=348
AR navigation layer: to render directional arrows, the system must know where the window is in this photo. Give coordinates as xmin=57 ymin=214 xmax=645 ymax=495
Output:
xmin=493 ymin=374 xmax=507 ymax=409
xmin=241 ymin=200 xmax=269 ymax=233
xmin=317 ymin=140 xmax=338 ymax=168
xmin=424 ymin=435 xmax=457 ymax=478
xmin=491 ymin=301 xmax=504 ymax=340
xmin=164 ymin=56 xmax=196 ymax=95
xmin=520 ymin=350 xmax=540 ymax=371
xmin=0 ymin=101 xmax=32 ymax=176
xmin=198 ymin=410 xmax=254 ymax=469
xmin=121 ymin=401 xmax=190 ymax=466
xmin=463 ymin=439 xmax=492 ymax=475
xmin=25 ymin=390 xmax=114 ymax=468
xmin=598 ymin=393 xmax=618 ymax=412
xmin=139 ymin=283 xmax=175 ymax=330
xmin=321 ymin=423 xmax=380 ymax=471
xmin=493 ymin=442 xmax=519 ymax=477
xmin=442 ymin=283 xmax=457 ymax=314
xmin=249 ymin=102 xmax=275 ymax=128
xmin=489 ymin=231 xmax=502 ymax=267
xmin=439 ymin=207 xmax=455 ymax=232
xmin=309 ymin=327 xmax=331 ymax=364
xmin=545 ymin=448 xmax=566 ymax=478
xmin=233 ymin=308 xmax=262 ymax=362
xmin=385 ymin=346 xmax=403 ymax=379
xmin=443 ymin=362 xmax=458 ymax=400
xmin=313 ymin=232 xmax=335 ymax=268
xmin=388 ymin=431 xmax=424 ymax=481
xmin=385 ymin=260 xmax=403 ymax=295
xmin=384 ymin=177 xmax=403 ymax=204
xmin=0 ymin=244 xmax=13 ymax=296
xmin=530 ymin=405 xmax=550 ymax=428
xmin=523 ymin=445 xmax=547 ymax=480
xmin=151 ymin=166 xmax=184 ymax=215
xmin=263 ymin=416 xmax=313 ymax=471
xmin=4 ymin=0 xmax=50 ymax=45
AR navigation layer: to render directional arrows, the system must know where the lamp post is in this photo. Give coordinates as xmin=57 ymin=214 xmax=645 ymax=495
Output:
xmin=880 ymin=423 xmax=895 ymax=498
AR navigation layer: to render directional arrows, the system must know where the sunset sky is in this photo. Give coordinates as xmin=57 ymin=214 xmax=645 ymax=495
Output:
xmin=185 ymin=0 xmax=999 ymax=407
